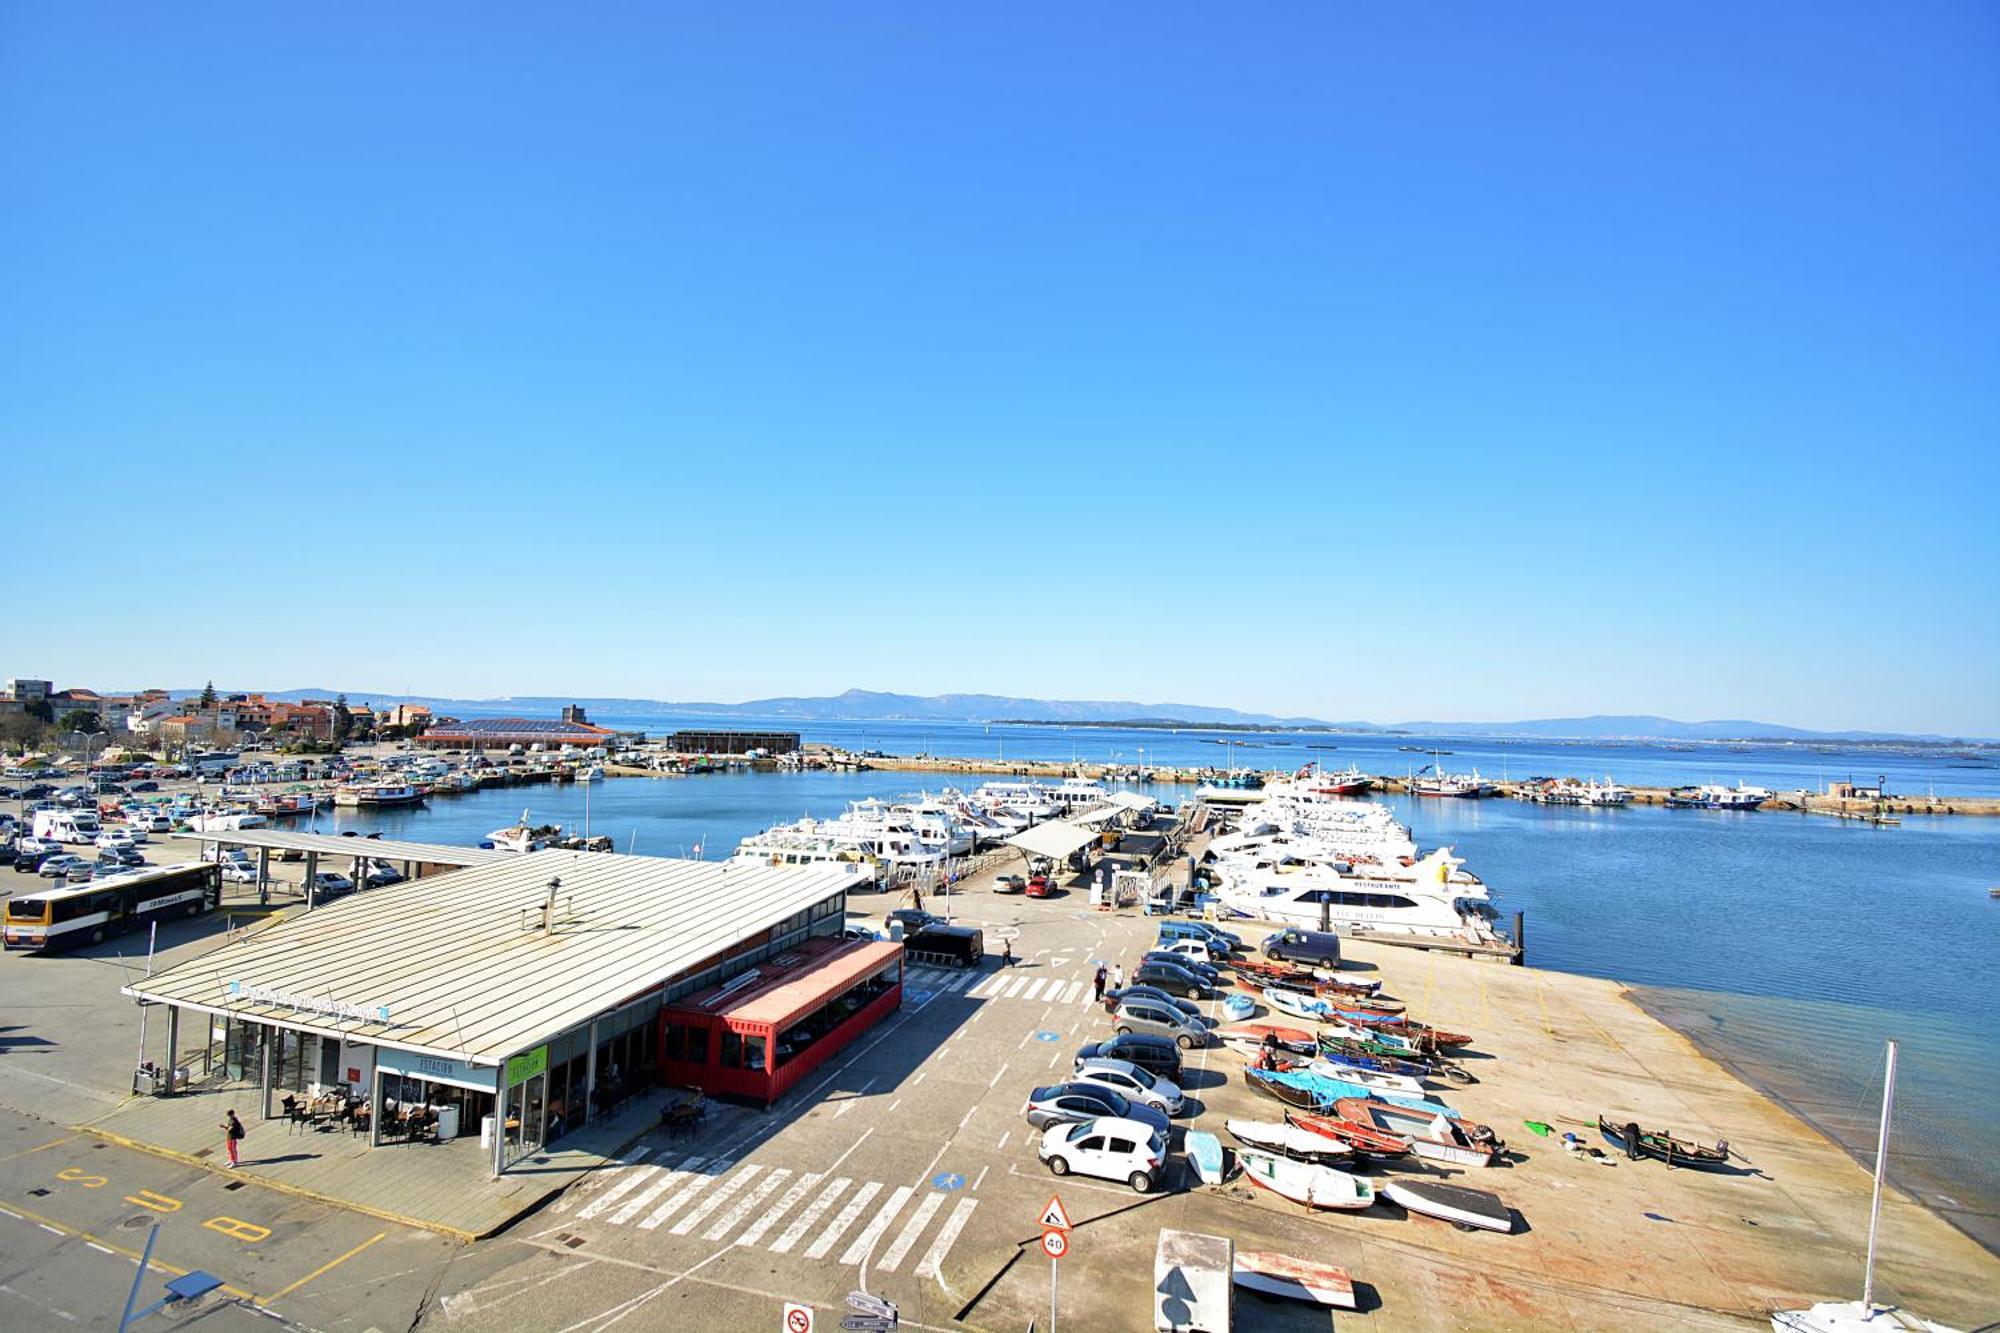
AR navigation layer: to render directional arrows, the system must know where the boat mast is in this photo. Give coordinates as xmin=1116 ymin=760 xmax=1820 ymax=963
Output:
xmin=1861 ymin=1039 xmax=1898 ymax=1311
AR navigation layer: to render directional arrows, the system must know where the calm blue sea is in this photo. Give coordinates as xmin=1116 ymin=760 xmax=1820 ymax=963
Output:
xmin=323 ymin=721 xmax=2000 ymax=1249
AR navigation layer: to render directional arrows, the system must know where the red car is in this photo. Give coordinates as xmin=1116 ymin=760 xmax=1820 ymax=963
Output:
xmin=1026 ymin=874 xmax=1053 ymax=898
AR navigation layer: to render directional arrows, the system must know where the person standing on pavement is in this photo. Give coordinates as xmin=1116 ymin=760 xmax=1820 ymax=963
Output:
xmin=1110 ymin=963 xmax=1124 ymax=991
xmin=1093 ymin=964 xmax=1107 ymax=1003
xmin=221 ymin=1109 xmax=245 ymax=1168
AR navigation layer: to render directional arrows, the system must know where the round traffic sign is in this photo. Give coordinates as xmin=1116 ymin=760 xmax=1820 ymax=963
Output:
xmin=1040 ymin=1228 xmax=1068 ymax=1260
xmin=783 ymin=1302 xmax=814 ymax=1333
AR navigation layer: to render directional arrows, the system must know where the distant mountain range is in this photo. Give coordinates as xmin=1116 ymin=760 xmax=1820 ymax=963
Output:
xmin=157 ymin=687 xmax=1981 ymax=744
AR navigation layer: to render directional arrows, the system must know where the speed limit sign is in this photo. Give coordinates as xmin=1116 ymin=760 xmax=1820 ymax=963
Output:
xmin=781 ymin=1301 xmax=815 ymax=1333
xmin=1040 ymin=1227 xmax=1068 ymax=1260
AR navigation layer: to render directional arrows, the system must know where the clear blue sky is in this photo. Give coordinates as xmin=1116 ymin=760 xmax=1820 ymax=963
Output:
xmin=3 ymin=4 xmax=1995 ymax=734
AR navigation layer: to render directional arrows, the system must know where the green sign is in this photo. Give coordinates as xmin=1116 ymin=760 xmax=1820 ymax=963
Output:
xmin=505 ymin=1045 xmax=548 ymax=1087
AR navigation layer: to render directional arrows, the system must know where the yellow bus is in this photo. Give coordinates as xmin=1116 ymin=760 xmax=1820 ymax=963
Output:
xmin=3 ymin=862 xmax=221 ymax=951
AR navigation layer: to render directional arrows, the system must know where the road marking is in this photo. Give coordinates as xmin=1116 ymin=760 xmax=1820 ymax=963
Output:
xmin=204 ymin=1216 xmax=271 ymax=1243
xmin=740 ymin=1171 xmax=821 ymax=1248
xmin=889 ymin=1098 xmax=902 ymax=1114
xmin=987 ymin=1061 xmax=1010 ymax=1089
xmin=948 ymin=971 xmax=978 ymax=992
xmin=957 ymin=1106 xmax=975 ymax=1130
xmin=670 ymin=1164 xmax=764 ymax=1236
xmin=771 ymin=1176 xmax=849 ymax=1254
xmin=40 ymin=1223 xmax=64 ymax=1234
xmin=636 ymin=1156 xmax=722 ymax=1231
xmin=876 ymin=1190 xmax=944 ymax=1272
xmin=804 ymin=1180 xmax=880 ymax=1259
xmin=607 ymin=1162 xmax=687 ymax=1227
xmin=703 ymin=1168 xmax=789 ymax=1241
xmin=913 ymin=1196 xmax=979 ymax=1280
xmin=266 ymin=1229 xmax=387 ymax=1301
xmin=123 ymin=1189 xmax=181 ymax=1213
xmin=838 ymin=1183 xmax=911 ymax=1265
xmin=970 ymin=1165 xmax=989 ymax=1192
xmin=1004 ymin=976 xmax=1031 ymax=999
xmin=1061 ymin=981 xmax=1086 ymax=1004
xmin=0 ymin=1137 xmax=74 ymax=1165
xmin=911 ymin=1071 xmax=927 ymax=1087
xmin=995 ymin=1131 xmax=1010 ymax=1152
xmin=87 ymin=1242 xmax=114 ymax=1255
xmin=568 ymin=1149 xmax=659 ymax=1218
xmin=1022 ymin=978 xmax=1048 ymax=1001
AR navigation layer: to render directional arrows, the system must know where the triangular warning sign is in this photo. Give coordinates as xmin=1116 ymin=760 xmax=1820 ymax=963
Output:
xmin=1040 ymin=1194 xmax=1073 ymax=1231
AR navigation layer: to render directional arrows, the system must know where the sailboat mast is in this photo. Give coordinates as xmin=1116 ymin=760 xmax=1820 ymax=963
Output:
xmin=1861 ymin=1039 xmax=1898 ymax=1311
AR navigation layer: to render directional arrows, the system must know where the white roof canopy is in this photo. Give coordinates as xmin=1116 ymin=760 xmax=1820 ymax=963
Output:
xmin=1005 ymin=819 xmax=1104 ymax=861
xmin=171 ymin=829 xmax=506 ymax=867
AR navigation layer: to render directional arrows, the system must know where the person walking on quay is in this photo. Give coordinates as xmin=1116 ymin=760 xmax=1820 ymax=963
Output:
xmin=1093 ymin=963 xmax=1107 ymax=1003
xmin=1110 ymin=963 xmax=1124 ymax=991
xmin=1002 ymin=938 xmax=1014 ymax=967
xmin=221 ymin=1109 xmax=245 ymax=1168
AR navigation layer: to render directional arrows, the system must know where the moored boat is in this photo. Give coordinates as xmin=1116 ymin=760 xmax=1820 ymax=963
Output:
xmin=1284 ymin=1109 xmax=1411 ymax=1160
xmin=1383 ymin=1179 xmax=1514 ymax=1232
xmin=1598 ymin=1115 xmax=1731 ymax=1170
xmin=1235 ymin=1147 xmax=1375 ymax=1211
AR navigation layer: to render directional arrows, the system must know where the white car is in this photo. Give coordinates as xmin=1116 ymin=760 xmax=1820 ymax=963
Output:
xmin=1071 ymin=1058 xmax=1186 ymax=1116
xmin=95 ymin=831 xmax=138 ymax=851
xmin=1156 ymin=938 xmax=1220 ymax=967
xmin=310 ymin=871 xmax=355 ymax=896
xmin=1038 ymin=1116 xmax=1167 ymax=1194
xmin=136 ymin=812 xmax=174 ymax=832
xmin=220 ymin=862 xmax=259 ymax=883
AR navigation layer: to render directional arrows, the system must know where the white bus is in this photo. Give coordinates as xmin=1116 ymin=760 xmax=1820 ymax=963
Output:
xmin=3 ymin=862 xmax=221 ymax=951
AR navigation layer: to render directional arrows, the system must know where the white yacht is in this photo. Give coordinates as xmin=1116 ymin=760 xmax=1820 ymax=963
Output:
xmin=971 ymin=781 xmax=1062 ymax=822
xmin=332 ymin=780 xmax=424 ymax=808
xmin=486 ymin=811 xmax=558 ymax=854
xmin=573 ymin=764 xmax=604 ymax=783
xmin=1212 ymin=848 xmax=1502 ymax=942
xmin=890 ymin=798 xmax=976 ymax=856
xmin=1046 ymin=777 xmax=1110 ymax=811
xmin=733 ymin=826 xmax=882 ymax=887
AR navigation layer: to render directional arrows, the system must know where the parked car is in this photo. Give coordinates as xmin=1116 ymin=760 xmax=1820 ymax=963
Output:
xmin=1261 ymin=928 xmax=1342 ymax=969
xmin=1025 ymin=874 xmax=1055 ymax=898
xmin=993 ymin=874 xmax=1026 ymax=894
xmin=1021 ymin=1083 xmax=1171 ymax=1136
xmin=1071 ymin=1057 xmax=1186 ymax=1116
xmin=13 ymin=850 xmax=50 ymax=874
xmin=1153 ymin=935 xmax=1225 ymax=968
xmin=95 ymin=831 xmax=138 ymax=851
xmin=1102 ymin=985 xmax=1201 ymax=1018
xmin=886 ymin=908 xmax=941 ymax=934
xmin=1112 ymin=996 xmax=1211 ymax=1050
xmin=1131 ymin=960 xmax=1213 ymax=999
xmin=1038 ymin=1116 xmax=1167 ymax=1194
xmin=309 ymin=871 xmax=355 ymax=899
xmin=1074 ymin=1033 xmax=1183 ymax=1083
xmin=219 ymin=862 xmax=259 ymax=883
xmin=1141 ymin=950 xmax=1220 ymax=986
xmin=128 ymin=780 xmax=159 ymax=792
xmin=363 ymin=863 xmax=404 ymax=888
xmin=40 ymin=854 xmax=89 ymax=878
xmin=0 ymin=844 xmax=15 ymax=866
xmin=97 ymin=848 xmax=145 ymax=868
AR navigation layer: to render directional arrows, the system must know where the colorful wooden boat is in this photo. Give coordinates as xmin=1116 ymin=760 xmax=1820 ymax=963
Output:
xmin=1235 ymin=1147 xmax=1375 ymax=1211
xmin=1383 ymin=1179 xmax=1514 ymax=1232
xmin=1306 ymin=1056 xmax=1425 ymax=1095
xmin=1221 ymin=1022 xmax=1316 ymax=1052
xmin=1232 ymin=1251 xmax=1357 ymax=1310
xmin=1225 ymin=1117 xmax=1353 ymax=1166
xmin=1252 ymin=1068 xmax=1461 ymax=1119
xmin=1334 ymin=1097 xmax=1500 ymax=1167
xmin=1598 ymin=1116 xmax=1731 ymax=1170
xmin=1285 ymin=1109 xmax=1411 ymax=1159
xmin=1316 ymin=1035 xmax=1448 ymax=1080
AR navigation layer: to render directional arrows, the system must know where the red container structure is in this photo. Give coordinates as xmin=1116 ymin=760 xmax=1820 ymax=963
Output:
xmin=658 ymin=938 xmax=904 ymax=1106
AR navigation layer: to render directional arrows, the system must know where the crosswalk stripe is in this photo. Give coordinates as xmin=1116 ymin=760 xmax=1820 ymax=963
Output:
xmin=772 ymin=1176 xmax=850 ymax=1255
xmin=558 ymin=1147 xmax=655 ymax=1212
xmin=946 ymin=971 xmax=977 ymax=993
xmin=671 ymin=1164 xmax=764 ymax=1235
xmin=1022 ymin=978 xmax=1048 ymax=1002
xmin=1004 ymin=976 xmax=1030 ymax=999
xmin=738 ymin=1171 xmax=821 ymax=1248
xmin=703 ymin=1168 xmax=791 ymax=1241
xmin=805 ymin=1181 xmax=880 ymax=1260
xmin=1059 ymin=980 xmax=1085 ymax=1004
xmin=875 ymin=1190 xmax=944 ymax=1273
xmin=606 ymin=1163 xmax=687 ymax=1227
xmin=635 ymin=1156 xmax=723 ymax=1231
xmin=573 ymin=1150 xmax=664 ymax=1220
xmin=966 ymin=974 xmax=1002 ymax=999
xmin=838 ymin=1184 xmax=912 ymax=1266
xmin=913 ymin=1197 xmax=979 ymax=1280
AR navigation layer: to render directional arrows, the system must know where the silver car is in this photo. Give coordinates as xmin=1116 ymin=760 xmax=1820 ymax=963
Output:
xmin=1111 ymin=996 xmax=1210 ymax=1050
xmin=1071 ymin=1057 xmax=1186 ymax=1116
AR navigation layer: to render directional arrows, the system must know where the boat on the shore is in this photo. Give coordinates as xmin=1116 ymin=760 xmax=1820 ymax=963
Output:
xmin=1305 ymin=1056 xmax=1426 ymax=1095
xmin=1232 ymin=1251 xmax=1357 ymax=1310
xmin=1598 ymin=1115 xmax=1731 ymax=1170
xmin=1225 ymin=1117 xmax=1354 ymax=1166
xmin=1235 ymin=1147 xmax=1375 ymax=1211
xmin=1383 ymin=1179 xmax=1515 ymax=1233
xmin=1334 ymin=1097 xmax=1500 ymax=1167
xmin=1284 ymin=1109 xmax=1411 ymax=1159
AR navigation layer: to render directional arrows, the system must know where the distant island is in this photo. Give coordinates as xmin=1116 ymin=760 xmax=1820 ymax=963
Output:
xmin=990 ymin=718 xmax=1349 ymax=734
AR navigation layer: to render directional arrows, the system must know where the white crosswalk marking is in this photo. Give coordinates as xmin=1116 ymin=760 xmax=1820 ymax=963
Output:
xmin=606 ymin=1162 xmax=686 ymax=1227
xmin=772 ymin=1176 xmax=850 ymax=1255
xmin=914 ymin=1197 xmax=979 ymax=1280
xmin=806 ymin=1181 xmax=880 ymax=1260
xmin=635 ymin=1156 xmax=724 ymax=1231
xmin=946 ymin=971 xmax=977 ymax=993
xmin=1059 ymin=980 xmax=1085 ymax=1004
xmin=738 ymin=1171 xmax=820 ymax=1247
xmin=573 ymin=1150 xmax=662 ymax=1220
xmin=966 ymin=973 xmax=1001 ymax=999
xmin=558 ymin=1147 xmax=656 ymax=1212
xmin=670 ymin=1164 xmax=764 ymax=1235
xmin=703 ymin=1168 xmax=790 ymax=1241
xmin=1022 ymin=978 xmax=1048 ymax=1002
xmin=1004 ymin=975 xmax=1030 ymax=999
xmin=838 ymin=1184 xmax=912 ymax=1266
xmin=876 ymin=1190 xmax=944 ymax=1273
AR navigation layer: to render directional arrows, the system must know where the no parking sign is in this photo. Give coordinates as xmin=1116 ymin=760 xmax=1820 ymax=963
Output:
xmin=782 ymin=1300 xmax=814 ymax=1333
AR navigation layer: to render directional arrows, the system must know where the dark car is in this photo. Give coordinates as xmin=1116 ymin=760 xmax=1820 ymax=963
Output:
xmin=1021 ymin=1082 xmax=1172 ymax=1136
xmin=1140 ymin=950 xmax=1221 ymax=986
xmin=128 ymin=781 xmax=159 ymax=793
xmin=97 ymin=848 xmax=145 ymax=868
xmin=1262 ymin=928 xmax=1343 ymax=969
xmin=20 ymin=784 xmax=55 ymax=800
xmin=1074 ymin=1033 xmax=1183 ymax=1082
xmin=13 ymin=850 xmax=51 ymax=874
xmin=886 ymin=908 xmax=941 ymax=934
xmin=364 ymin=863 xmax=404 ymax=888
xmin=0 ymin=844 xmax=16 ymax=866
xmin=1101 ymin=985 xmax=1202 ymax=1018
xmin=1131 ymin=960 xmax=1213 ymax=999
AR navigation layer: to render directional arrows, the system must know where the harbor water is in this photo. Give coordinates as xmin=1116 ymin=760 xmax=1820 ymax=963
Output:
xmin=318 ymin=725 xmax=2000 ymax=1251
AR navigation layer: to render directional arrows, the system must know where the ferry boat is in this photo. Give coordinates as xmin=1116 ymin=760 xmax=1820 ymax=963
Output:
xmin=1046 ymin=777 xmax=1111 ymax=811
xmin=732 ymin=828 xmax=882 ymax=887
xmin=1211 ymin=848 xmax=1504 ymax=944
xmin=970 ymin=781 xmax=1062 ymax=823
xmin=1304 ymin=766 xmax=1372 ymax=797
xmin=331 ymin=780 xmax=425 ymax=808
xmin=1666 ymin=783 xmax=1770 ymax=810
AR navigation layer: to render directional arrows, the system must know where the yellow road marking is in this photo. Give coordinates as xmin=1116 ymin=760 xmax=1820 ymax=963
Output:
xmin=266 ymin=1229 xmax=387 ymax=1301
xmin=56 ymin=1167 xmax=109 ymax=1187
xmin=125 ymin=1189 xmax=182 ymax=1213
xmin=204 ymin=1215 xmax=272 ymax=1242
xmin=0 ymin=1136 xmax=74 ymax=1164
xmin=0 ymin=1193 xmax=255 ymax=1300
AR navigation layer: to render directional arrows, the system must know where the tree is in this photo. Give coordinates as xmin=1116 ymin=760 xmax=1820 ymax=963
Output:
xmin=23 ymin=698 xmax=53 ymax=724
xmin=199 ymin=681 xmax=218 ymax=708
xmin=57 ymin=709 xmax=100 ymax=736
xmin=333 ymin=694 xmax=353 ymax=742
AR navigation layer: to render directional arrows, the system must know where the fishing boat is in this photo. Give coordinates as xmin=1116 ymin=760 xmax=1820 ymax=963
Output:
xmin=1306 ymin=1056 xmax=1426 ymax=1095
xmin=1232 ymin=1251 xmax=1357 ymax=1310
xmin=1235 ymin=1147 xmax=1375 ymax=1211
xmin=1262 ymin=987 xmax=1340 ymax=1023
xmin=1330 ymin=1010 xmax=1473 ymax=1047
xmin=1335 ymin=1098 xmax=1500 ymax=1167
xmin=1234 ymin=957 xmax=1382 ymax=995
xmin=1284 ymin=1109 xmax=1411 ymax=1160
xmin=1598 ymin=1116 xmax=1732 ymax=1170
xmin=1221 ymin=1023 xmax=1317 ymax=1053
xmin=1315 ymin=1035 xmax=1453 ymax=1081
xmin=331 ymin=780 xmax=425 ymax=808
xmin=1383 ymin=1180 xmax=1514 ymax=1233
xmin=1225 ymin=1118 xmax=1353 ymax=1166
xmin=1255 ymin=1066 xmax=1460 ymax=1118
xmin=486 ymin=812 xmax=561 ymax=854
xmin=1184 ymin=1130 xmax=1226 ymax=1186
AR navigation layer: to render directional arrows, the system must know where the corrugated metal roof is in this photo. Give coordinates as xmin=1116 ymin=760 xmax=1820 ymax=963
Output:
xmin=169 ymin=829 xmax=507 ymax=867
xmin=1004 ymin=818 xmax=1104 ymax=860
xmin=125 ymin=851 xmax=856 ymax=1063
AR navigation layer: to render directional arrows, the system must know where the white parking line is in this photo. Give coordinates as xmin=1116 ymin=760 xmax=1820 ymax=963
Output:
xmin=913 ymin=1196 xmax=979 ymax=1280
xmin=635 ymin=1156 xmax=722 ymax=1231
xmin=703 ymin=1168 xmax=790 ymax=1241
xmin=970 ymin=1164 xmax=989 ymax=1192
xmin=770 ymin=1176 xmax=849 ymax=1254
xmin=670 ymin=1164 xmax=765 ymax=1236
xmin=87 ymin=1242 xmax=114 ymax=1255
xmin=876 ymin=1190 xmax=944 ymax=1272
xmin=987 ymin=1061 xmax=1010 ymax=1089
xmin=805 ymin=1181 xmax=881 ymax=1260
xmin=838 ymin=1184 xmax=912 ymax=1266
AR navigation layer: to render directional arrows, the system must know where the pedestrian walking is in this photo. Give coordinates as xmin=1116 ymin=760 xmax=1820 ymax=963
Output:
xmin=1002 ymin=938 xmax=1014 ymax=967
xmin=221 ymin=1109 xmax=245 ymax=1168
xmin=1110 ymin=963 xmax=1124 ymax=991
xmin=1092 ymin=964 xmax=1107 ymax=1002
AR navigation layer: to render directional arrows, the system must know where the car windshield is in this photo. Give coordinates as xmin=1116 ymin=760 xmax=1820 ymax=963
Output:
xmin=1063 ymin=1120 xmax=1095 ymax=1145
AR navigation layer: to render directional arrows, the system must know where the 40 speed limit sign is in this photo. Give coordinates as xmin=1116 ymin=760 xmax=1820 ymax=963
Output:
xmin=1040 ymin=1227 xmax=1069 ymax=1259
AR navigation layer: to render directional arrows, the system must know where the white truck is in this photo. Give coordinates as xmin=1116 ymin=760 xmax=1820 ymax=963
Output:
xmin=32 ymin=810 xmax=103 ymax=845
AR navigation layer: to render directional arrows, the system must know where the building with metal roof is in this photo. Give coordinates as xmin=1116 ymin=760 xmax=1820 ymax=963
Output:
xmin=123 ymin=850 xmax=865 ymax=1174
xmin=415 ymin=715 xmax=619 ymax=749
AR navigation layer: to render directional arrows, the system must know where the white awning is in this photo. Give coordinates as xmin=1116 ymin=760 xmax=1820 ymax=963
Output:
xmin=1005 ymin=819 xmax=1104 ymax=861
xmin=1106 ymin=791 xmax=1157 ymax=811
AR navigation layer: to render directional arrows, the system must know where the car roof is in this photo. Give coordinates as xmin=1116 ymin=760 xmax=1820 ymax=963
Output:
xmin=1063 ymin=1115 xmax=1161 ymax=1140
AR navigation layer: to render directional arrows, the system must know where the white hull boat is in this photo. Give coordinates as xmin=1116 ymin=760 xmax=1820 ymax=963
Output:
xmin=1235 ymin=1147 xmax=1374 ymax=1211
xmin=1233 ymin=1251 xmax=1357 ymax=1310
xmin=1382 ymin=1179 xmax=1514 ymax=1232
xmin=1224 ymin=1118 xmax=1352 ymax=1165
xmin=1306 ymin=1057 xmax=1426 ymax=1095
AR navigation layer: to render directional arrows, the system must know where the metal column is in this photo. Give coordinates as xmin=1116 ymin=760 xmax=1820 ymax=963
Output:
xmin=164 ymin=1007 xmax=180 ymax=1094
xmin=584 ymin=1020 xmax=598 ymax=1127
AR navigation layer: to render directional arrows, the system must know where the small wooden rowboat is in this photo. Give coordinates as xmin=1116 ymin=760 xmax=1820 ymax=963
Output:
xmin=1285 ymin=1109 xmax=1411 ymax=1160
xmin=1307 ymin=1056 xmax=1426 ymax=1095
xmin=1316 ymin=1035 xmax=1447 ymax=1080
xmin=1333 ymin=1011 xmax=1473 ymax=1047
xmin=1221 ymin=1023 xmax=1317 ymax=1055
xmin=1235 ymin=1147 xmax=1375 ymax=1211
xmin=1225 ymin=1117 xmax=1353 ymax=1166
xmin=1232 ymin=1251 xmax=1357 ymax=1309
xmin=1383 ymin=1179 xmax=1514 ymax=1232
xmin=1598 ymin=1116 xmax=1731 ymax=1170
xmin=1334 ymin=1098 xmax=1500 ymax=1167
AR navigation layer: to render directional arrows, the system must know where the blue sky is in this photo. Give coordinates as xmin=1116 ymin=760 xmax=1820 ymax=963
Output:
xmin=3 ymin=4 xmax=1995 ymax=734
